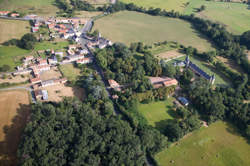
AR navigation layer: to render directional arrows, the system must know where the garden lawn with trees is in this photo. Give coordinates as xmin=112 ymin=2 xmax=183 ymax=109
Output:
xmin=138 ymin=98 xmax=175 ymax=126
xmin=0 ymin=46 xmax=30 ymax=72
xmin=155 ymin=121 xmax=250 ymax=166
xmin=93 ymin=11 xmax=214 ymax=52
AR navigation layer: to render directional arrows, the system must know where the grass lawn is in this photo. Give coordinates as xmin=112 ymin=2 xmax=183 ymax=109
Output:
xmin=0 ymin=46 xmax=30 ymax=71
xmin=169 ymin=55 xmax=230 ymax=87
xmin=34 ymin=41 xmax=69 ymax=51
xmin=0 ymin=19 xmax=30 ymax=44
xmin=0 ymin=90 xmax=30 ymax=166
xmin=184 ymin=0 xmax=250 ymax=34
xmin=155 ymin=121 xmax=250 ymax=166
xmin=94 ymin=11 xmax=214 ymax=52
xmin=138 ymin=97 xmax=176 ymax=131
xmin=120 ymin=0 xmax=189 ymax=12
xmin=59 ymin=64 xmax=81 ymax=82
xmin=149 ymin=42 xmax=180 ymax=55
xmin=0 ymin=0 xmax=59 ymax=16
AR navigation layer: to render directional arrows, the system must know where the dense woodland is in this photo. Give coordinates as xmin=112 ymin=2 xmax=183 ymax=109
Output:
xmin=18 ymin=70 xmax=168 ymax=165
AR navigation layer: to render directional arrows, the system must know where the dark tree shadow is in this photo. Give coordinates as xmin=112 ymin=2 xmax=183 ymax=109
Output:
xmin=155 ymin=119 xmax=175 ymax=134
xmin=0 ymin=104 xmax=30 ymax=166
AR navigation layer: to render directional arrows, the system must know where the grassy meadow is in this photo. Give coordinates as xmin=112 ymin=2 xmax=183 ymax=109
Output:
xmin=120 ymin=0 xmax=189 ymax=12
xmin=155 ymin=121 xmax=250 ymax=166
xmin=0 ymin=19 xmax=30 ymax=44
xmin=184 ymin=0 xmax=250 ymax=34
xmin=94 ymin=11 xmax=214 ymax=52
xmin=0 ymin=0 xmax=59 ymax=16
xmin=138 ymin=98 xmax=176 ymax=131
xmin=0 ymin=46 xmax=30 ymax=71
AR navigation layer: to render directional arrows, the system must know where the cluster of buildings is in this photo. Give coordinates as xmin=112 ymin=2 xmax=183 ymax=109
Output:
xmin=184 ymin=55 xmax=215 ymax=84
xmin=108 ymin=79 xmax=122 ymax=91
xmin=62 ymin=44 xmax=93 ymax=64
xmin=0 ymin=11 xmax=20 ymax=17
xmin=86 ymin=33 xmax=113 ymax=49
xmin=173 ymin=55 xmax=215 ymax=84
xmin=45 ymin=17 xmax=86 ymax=41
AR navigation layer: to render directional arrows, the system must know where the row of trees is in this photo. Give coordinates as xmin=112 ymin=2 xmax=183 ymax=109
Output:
xmin=3 ymin=33 xmax=37 ymax=50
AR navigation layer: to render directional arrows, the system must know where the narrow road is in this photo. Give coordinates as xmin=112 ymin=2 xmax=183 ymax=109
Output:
xmin=0 ymin=86 xmax=32 ymax=92
xmin=79 ymin=20 xmax=119 ymax=115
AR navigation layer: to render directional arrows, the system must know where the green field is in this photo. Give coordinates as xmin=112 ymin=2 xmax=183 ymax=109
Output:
xmin=184 ymin=0 xmax=250 ymax=34
xmin=0 ymin=46 xmax=30 ymax=71
xmin=120 ymin=0 xmax=189 ymax=12
xmin=59 ymin=64 xmax=81 ymax=82
xmin=94 ymin=11 xmax=214 ymax=52
xmin=155 ymin=121 xmax=250 ymax=166
xmin=138 ymin=98 xmax=176 ymax=131
xmin=0 ymin=19 xmax=30 ymax=44
xmin=0 ymin=0 xmax=58 ymax=16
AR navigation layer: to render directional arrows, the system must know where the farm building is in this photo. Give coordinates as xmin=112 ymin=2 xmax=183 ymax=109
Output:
xmin=108 ymin=79 xmax=121 ymax=91
xmin=149 ymin=77 xmax=178 ymax=89
xmin=184 ymin=55 xmax=215 ymax=84
xmin=76 ymin=58 xmax=93 ymax=64
xmin=30 ymin=77 xmax=41 ymax=84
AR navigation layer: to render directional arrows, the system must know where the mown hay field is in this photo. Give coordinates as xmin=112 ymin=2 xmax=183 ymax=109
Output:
xmin=0 ymin=19 xmax=30 ymax=44
xmin=0 ymin=0 xmax=59 ymax=16
xmin=0 ymin=90 xmax=30 ymax=166
xmin=155 ymin=121 xmax=250 ymax=166
xmin=94 ymin=11 xmax=214 ymax=52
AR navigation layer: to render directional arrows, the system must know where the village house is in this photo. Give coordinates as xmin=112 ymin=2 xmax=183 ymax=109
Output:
xmin=149 ymin=77 xmax=178 ymax=89
xmin=10 ymin=13 xmax=20 ymax=17
xmin=108 ymin=79 xmax=121 ymax=91
xmin=79 ymin=48 xmax=89 ymax=55
xmin=38 ymin=59 xmax=48 ymax=66
xmin=30 ymin=76 xmax=41 ymax=84
xmin=65 ymin=55 xmax=85 ymax=62
xmin=76 ymin=57 xmax=93 ymax=64
xmin=13 ymin=69 xmax=32 ymax=76
xmin=34 ymin=90 xmax=48 ymax=100
xmin=69 ymin=45 xmax=77 ymax=50
xmin=41 ymin=78 xmax=67 ymax=87
xmin=32 ymin=27 xmax=39 ymax=33
xmin=55 ymin=51 xmax=64 ymax=58
xmin=34 ymin=90 xmax=43 ymax=100
xmin=48 ymin=56 xmax=58 ymax=65
xmin=67 ymin=49 xmax=75 ymax=55
xmin=0 ymin=11 xmax=10 ymax=16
